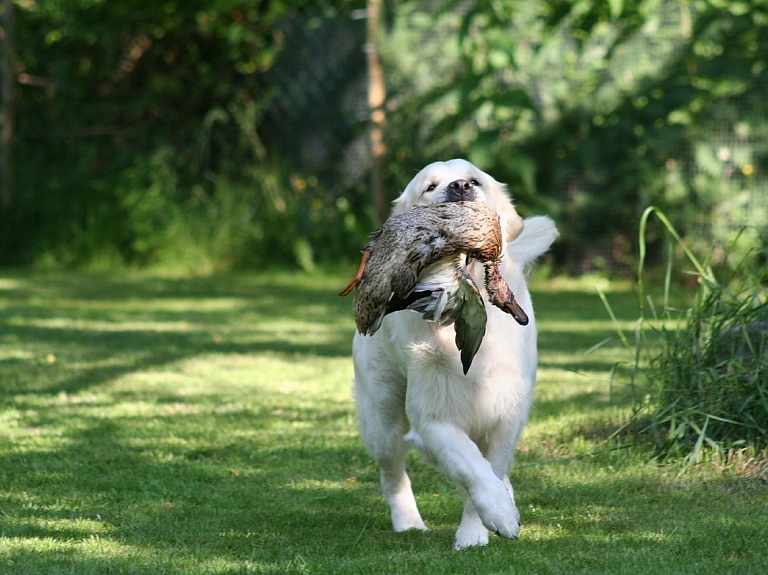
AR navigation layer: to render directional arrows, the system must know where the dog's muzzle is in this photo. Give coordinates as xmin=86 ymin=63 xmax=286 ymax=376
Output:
xmin=445 ymin=179 xmax=478 ymax=202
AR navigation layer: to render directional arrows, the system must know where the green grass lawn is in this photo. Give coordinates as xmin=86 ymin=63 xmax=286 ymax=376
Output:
xmin=0 ymin=271 xmax=766 ymax=574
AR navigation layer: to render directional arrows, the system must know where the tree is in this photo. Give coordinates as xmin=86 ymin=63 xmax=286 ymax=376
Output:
xmin=1 ymin=0 xmax=14 ymax=210
xmin=367 ymin=0 xmax=388 ymax=223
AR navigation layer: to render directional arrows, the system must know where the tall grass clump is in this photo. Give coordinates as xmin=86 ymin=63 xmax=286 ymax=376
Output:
xmin=634 ymin=207 xmax=767 ymax=462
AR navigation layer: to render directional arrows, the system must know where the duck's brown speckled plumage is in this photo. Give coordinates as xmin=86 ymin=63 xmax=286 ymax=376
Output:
xmin=340 ymin=201 xmax=528 ymax=372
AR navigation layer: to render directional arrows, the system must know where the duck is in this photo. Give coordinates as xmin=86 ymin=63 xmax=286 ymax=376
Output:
xmin=339 ymin=200 xmax=528 ymax=374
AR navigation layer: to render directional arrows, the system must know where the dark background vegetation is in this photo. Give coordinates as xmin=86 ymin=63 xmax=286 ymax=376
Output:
xmin=0 ymin=0 xmax=766 ymax=273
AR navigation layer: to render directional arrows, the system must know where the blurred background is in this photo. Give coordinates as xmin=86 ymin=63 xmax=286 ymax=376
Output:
xmin=0 ymin=0 xmax=766 ymax=275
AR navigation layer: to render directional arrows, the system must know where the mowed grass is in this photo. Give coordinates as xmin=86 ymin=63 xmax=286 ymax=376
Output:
xmin=0 ymin=271 xmax=766 ymax=574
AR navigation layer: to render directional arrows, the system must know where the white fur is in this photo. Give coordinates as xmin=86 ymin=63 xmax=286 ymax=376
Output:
xmin=352 ymin=159 xmax=558 ymax=550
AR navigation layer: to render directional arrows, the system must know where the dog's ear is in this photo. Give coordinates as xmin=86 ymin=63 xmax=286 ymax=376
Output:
xmin=503 ymin=208 xmax=525 ymax=243
xmin=390 ymin=176 xmax=421 ymax=215
xmin=486 ymin=178 xmax=524 ymax=242
xmin=390 ymin=192 xmax=410 ymax=215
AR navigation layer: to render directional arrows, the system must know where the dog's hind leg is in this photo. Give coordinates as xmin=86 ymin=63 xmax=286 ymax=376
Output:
xmin=453 ymin=498 xmax=490 ymax=550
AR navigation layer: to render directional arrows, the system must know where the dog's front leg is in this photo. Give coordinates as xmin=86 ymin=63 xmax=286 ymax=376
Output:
xmin=453 ymin=465 xmax=519 ymax=549
xmin=452 ymin=416 xmax=527 ymax=549
xmin=416 ymin=421 xmax=521 ymax=547
xmin=453 ymin=498 xmax=490 ymax=549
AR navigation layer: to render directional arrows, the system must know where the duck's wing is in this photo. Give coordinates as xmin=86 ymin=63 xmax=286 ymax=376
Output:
xmin=402 ymin=258 xmax=460 ymax=322
xmin=451 ymin=273 xmax=487 ymax=374
xmin=405 ymin=260 xmax=487 ymax=374
xmin=389 ymin=239 xmax=445 ymax=298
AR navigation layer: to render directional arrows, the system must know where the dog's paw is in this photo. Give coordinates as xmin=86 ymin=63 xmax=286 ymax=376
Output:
xmin=485 ymin=508 xmax=521 ymax=540
xmin=469 ymin=479 xmax=521 ymax=540
xmin=391 ymin=509 xmax=429 ymax=533
xmin=453 ymin=519 xmax=489 ymax=550
xmin=393 ymin=517 xmax=429 ymax=532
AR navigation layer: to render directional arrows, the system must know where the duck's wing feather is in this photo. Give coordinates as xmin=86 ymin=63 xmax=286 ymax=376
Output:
xmin=405 ymin=265 xmax=487 ymax=374
xmin=451 ymin=274 xmax=487 ymax=374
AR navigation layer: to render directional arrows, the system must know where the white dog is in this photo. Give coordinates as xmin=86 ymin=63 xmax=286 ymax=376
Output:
xmin=352 ymin=159 xmax=558 ymax=549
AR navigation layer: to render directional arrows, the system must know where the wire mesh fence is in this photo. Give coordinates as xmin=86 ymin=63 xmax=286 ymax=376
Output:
xmin=257 ymin=5 xmax=369 ymax=191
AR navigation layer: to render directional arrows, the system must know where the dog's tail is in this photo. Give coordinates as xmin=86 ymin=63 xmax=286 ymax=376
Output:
xmin=508 ymin=216 xmax=559 ymax=267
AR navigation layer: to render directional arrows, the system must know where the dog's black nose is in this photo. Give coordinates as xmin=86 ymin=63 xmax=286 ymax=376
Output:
xmin=445 ymin=179 xmax=477 ymax=202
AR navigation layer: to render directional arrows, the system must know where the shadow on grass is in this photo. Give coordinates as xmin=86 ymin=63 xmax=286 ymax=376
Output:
xmin=11 ymin=273 xmax=751 ymax=572
xmin=2 ymin=410 xmax=766 ymax=573
xmin=0 ymin=272 xmax=357 ymax=398
xmin=0 ymin=273 xmax=638 ymax=402
xmin=1 ymin=323 xmax=352 ymax=396
xmin=0 ymin=406 xmax=378 ymax=569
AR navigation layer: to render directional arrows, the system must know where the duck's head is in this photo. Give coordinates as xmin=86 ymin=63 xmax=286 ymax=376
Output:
xmin=391 ymin=159 xmax=524 ymax=243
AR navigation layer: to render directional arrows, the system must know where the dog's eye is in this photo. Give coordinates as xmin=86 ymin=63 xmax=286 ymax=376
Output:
xmin=470 ymin=179 xmax=481 ymax=187
xmin=425 ymin=183 xmax=437 ymax=193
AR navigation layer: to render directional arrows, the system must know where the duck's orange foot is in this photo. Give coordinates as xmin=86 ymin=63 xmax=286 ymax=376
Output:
xmin=339 ymin=249 xmax=372 ymax=296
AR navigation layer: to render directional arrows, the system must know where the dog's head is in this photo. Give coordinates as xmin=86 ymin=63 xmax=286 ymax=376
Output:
xmin=392 ymin=159 xmax=524 ymax=243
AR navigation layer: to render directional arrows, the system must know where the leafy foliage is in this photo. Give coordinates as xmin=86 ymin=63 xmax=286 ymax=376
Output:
xmin=3 ymin=0 xmax=367 ymax=269
xmin=381 ymin=0 xmax=768 ymax=271
xmin=649 ymin=269 xmax=767 ymax=455
xmin=2 ymin=0 xmax=768 ymax=271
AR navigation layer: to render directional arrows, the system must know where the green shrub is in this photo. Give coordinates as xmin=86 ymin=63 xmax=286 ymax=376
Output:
xmin=631 ymin=208 xmax=767 ymax=462
xmin=646 ymin=260 xmax=767 ymax=458
xmin=30 ymin=146 xmax=370 ymax=273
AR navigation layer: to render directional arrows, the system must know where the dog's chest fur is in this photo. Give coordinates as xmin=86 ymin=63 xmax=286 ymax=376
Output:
xmin=382 ymin=272 xmax=535 ymax=436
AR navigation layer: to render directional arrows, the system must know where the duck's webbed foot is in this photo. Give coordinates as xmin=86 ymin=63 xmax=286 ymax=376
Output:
xmin=339 ymin=250 xmax=372 ymax=296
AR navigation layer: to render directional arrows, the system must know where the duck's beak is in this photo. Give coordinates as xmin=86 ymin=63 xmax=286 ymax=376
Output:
xmin=504 ymin=297 xmax=529 ymax=326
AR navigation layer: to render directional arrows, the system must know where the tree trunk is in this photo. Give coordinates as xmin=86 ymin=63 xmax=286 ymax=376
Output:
xmin=1 ymin=0 xmax=15 ymax=210
xmin=366 ymin=0 xmax=387 ymax=223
